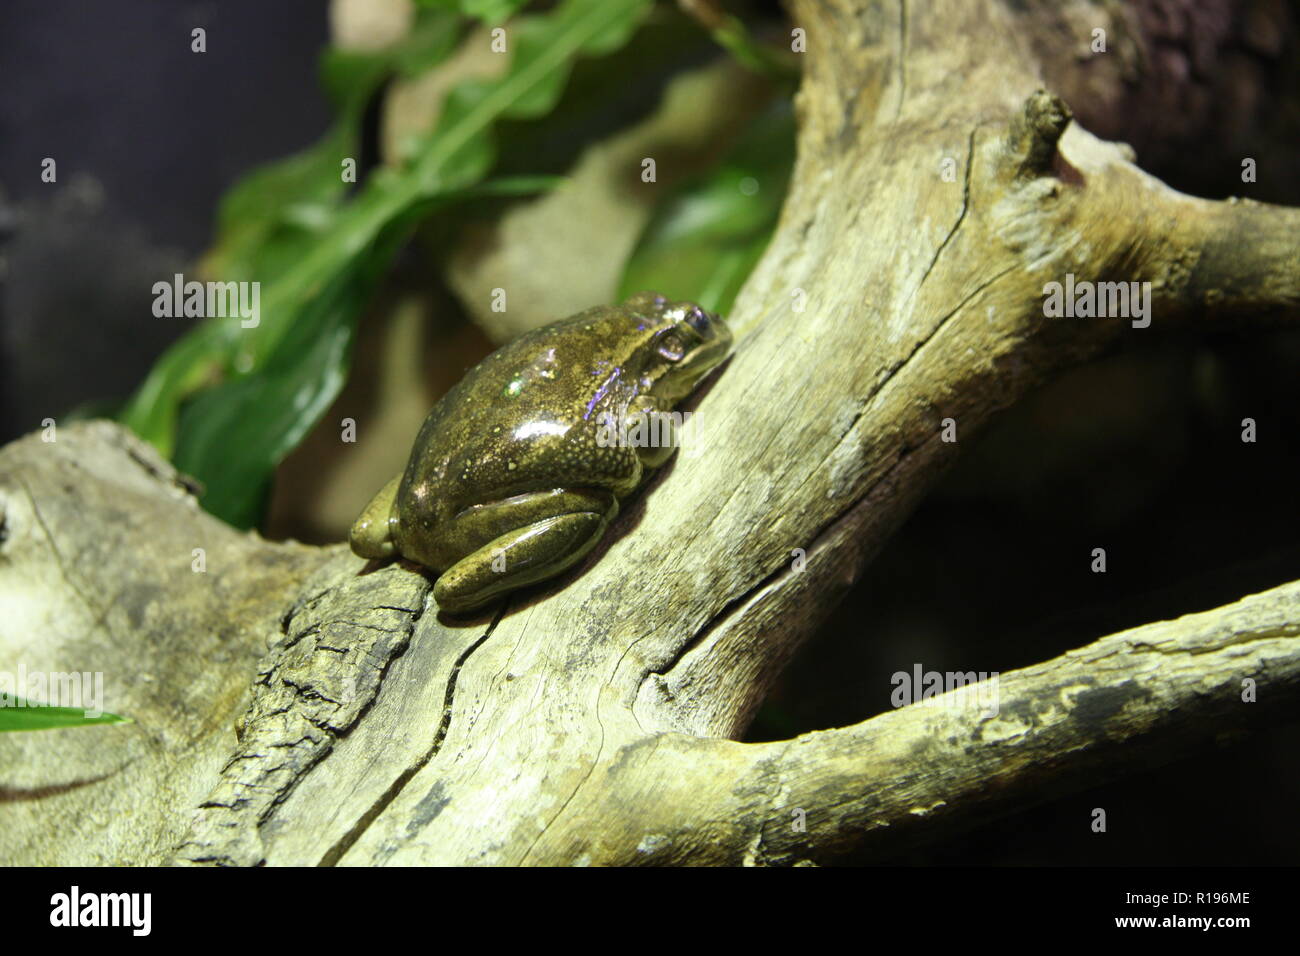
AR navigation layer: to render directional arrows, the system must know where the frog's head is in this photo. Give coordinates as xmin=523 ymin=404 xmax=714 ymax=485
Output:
xmin=622 ymin=291 xmax=733 ymax=406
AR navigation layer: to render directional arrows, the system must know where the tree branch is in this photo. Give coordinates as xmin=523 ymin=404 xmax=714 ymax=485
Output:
xmin=514 ymin=578 xmax=1300 ymax=865
xmin=730 ymin=579 xmax=1300 ymax=864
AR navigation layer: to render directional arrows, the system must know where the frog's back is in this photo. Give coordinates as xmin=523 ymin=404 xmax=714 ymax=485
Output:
xmin=399 ymin=306 xmax=648 ymax=522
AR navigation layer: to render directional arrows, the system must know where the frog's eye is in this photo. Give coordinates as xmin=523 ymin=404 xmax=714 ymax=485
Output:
xmin=686 ymin=306 xmax=711 ymax=333
xmin=656 ymin=330 xmax=687 ymax=362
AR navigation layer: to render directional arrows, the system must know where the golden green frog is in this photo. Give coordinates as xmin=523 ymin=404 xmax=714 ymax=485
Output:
xmin=350 ymin=292 xmax=732 ymax=612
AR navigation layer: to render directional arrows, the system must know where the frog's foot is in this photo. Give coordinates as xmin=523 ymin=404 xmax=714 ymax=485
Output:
xmin=433 ymin=511 xmax=610 ymax=613
xmin=349 ymin=474 xmax=401 ymax=559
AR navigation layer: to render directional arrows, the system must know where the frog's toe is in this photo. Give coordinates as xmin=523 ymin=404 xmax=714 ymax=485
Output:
xmin=350 ymin=474 xmax=401 ymax=559
xmin=433 ymin=511 xmax=608 ymax=613
xmin=350 ymin=514 xmax=396 ymax=559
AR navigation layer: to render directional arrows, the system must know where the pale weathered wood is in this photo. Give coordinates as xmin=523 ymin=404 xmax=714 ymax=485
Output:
xmin=1 ymin=0 xmax=1296 ymax=865
xmin=0 ymin=423 xmax=323 ymax=865
xmin=501 ymin=579 xmax=1300 ymax=866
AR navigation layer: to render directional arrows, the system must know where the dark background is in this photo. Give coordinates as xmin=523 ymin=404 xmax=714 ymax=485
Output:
xmin=0 ymin=0 xmax=331 ymax=440
xmin=1 ymin=0 xmax=1296 ymax=866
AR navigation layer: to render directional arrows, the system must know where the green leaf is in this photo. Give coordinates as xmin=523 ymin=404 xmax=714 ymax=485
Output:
xmin=206 ymin=11 xmax=462 ymax=287
xmin=0 ymin=699 xmax=130 ymax=733
xmin=119 ymin=320 xmax=235 ymax=458
xmin=416 ymin=0 xmax=532 ymax=24
xmin=174 ymin=176 xmax=563 ymax=528
xmin=120 ymin=0 xmax=650 ymax=492
xmin=696 ymin=10 xmax=800 ymax=83
xmin=619 ymin=98 xmax=794 ymax=316
xmin=171 ymin=248 xmax=374 ymax=528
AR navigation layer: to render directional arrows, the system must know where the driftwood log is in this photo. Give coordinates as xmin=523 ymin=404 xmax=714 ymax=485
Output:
xmin=2 ymin=0 xmax=1297 ymax=865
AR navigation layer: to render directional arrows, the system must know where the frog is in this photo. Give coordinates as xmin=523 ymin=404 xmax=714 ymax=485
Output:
xmin=349 ymin=291 xmax=732 ymax=613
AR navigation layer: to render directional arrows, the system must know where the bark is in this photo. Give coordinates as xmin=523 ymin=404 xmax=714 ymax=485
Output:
xmin=1 ymin=0 xmax=1297 ymax=865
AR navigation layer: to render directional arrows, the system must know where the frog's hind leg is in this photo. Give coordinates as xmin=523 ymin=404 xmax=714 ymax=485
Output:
xmin=349 ymin=474 xmax=401 ymax=559
xmin=433 ymin=498 xmax=615 ymax=613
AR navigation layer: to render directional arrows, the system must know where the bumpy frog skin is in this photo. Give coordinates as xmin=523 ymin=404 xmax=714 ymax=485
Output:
xmin=350 ymin=291 xmax=732 ymax=613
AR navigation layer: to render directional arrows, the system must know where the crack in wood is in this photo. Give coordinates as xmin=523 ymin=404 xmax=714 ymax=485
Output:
xmin=319 ymin=599 xmax=505 ymax=866
xmin=911 ymin=124 xmax=980 ymax=303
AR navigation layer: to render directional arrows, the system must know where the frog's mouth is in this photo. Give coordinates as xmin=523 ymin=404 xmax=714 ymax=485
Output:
xmin=687 ymin=313 xmax=732 ymax=374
